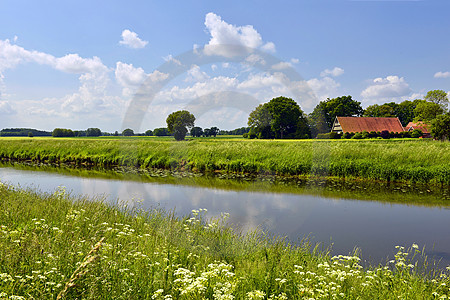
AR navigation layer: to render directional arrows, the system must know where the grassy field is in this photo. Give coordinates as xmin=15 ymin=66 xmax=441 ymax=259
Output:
xmin=0 ymin=183 xmax=449 ymax=299
xmin=0 ymin=137 xmax=450 ymax=185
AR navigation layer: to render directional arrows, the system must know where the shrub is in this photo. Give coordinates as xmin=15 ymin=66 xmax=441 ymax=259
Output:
xmin=380 ymin=130 xmax=390 ymax=139
xmin=411 ymin=129 xmax=423 ymax=138
xmin=351 ymin=132 xmax=363 ymax=139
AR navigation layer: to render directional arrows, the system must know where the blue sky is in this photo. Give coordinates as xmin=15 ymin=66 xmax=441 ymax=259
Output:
xmin=0 ymin=0 xmax=449 ymax=132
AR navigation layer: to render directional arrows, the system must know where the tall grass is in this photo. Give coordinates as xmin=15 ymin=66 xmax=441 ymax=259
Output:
xmin=1 ymin=137 xmax=450 ymax=184
xmin=0 ymin=183 xmax=449 ymax=299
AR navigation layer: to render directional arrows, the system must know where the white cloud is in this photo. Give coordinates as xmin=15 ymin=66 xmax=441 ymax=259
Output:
xmin=119 ymin=29 xmax=148 ymax=49
xmin=55 ymin=54 xmax=108 ymax=74
xmin=203 ymin=12 xmax=275 ymax=57
xmin=271 ymin=62 xmax=292 ymax=70
xmin=290 ymin=58 xmax=300 ymax=64
xmin=163 ymin=54 xmax=182 ymax=66
xmin=185 ymin=65 xmax=209 ymax=82
xmin=434 ymin=71 xmax=450 ymax=78
xmin=307 ymin=77 xmax=341 ymax=102
xmin=211 ymin=64 xmax=218 ymax=71
xmin=222 ymin=62 xmax=230 ymax=68
xmin=320 ymin=67 xmax=344 ymax=77
xmin=0 ymin=101 xmax=15 ymax=115
xmin=261 ymin=42 xmax=276 ymax=53
xmin=361 ymin=75 xmax=412 ymax=100
xmin=115 ymin=62 xmax=168 ymax=97
xmin=245 ymin=54 xmax=266 ymax=66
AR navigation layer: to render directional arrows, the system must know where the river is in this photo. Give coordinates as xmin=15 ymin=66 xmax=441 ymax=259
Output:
xmin=0 ymin=164 xmax=449 ymax=268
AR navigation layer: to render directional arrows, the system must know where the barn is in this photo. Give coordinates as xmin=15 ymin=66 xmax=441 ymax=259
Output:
xmin=405 ymin=122 xmax=431 ymax=138
xmin=331 ymin=117 xmax=404 ymax=134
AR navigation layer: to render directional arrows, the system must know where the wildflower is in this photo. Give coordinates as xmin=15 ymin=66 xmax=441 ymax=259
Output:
xmin=247 ymin=290 xmax=266 ymax=300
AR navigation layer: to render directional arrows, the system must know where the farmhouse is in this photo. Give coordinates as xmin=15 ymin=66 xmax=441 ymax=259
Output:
xmin=331 ymin=117 xmax=404 ymax=134
xmin=405 ymin=122 xmax=431 ymax=138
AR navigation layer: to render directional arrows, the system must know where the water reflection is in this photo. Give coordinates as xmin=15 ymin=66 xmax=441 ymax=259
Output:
xmin=0 ymin=165 xmax=449 ymax=268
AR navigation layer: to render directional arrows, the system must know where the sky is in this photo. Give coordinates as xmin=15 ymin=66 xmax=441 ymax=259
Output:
xmin=0 ymin=0 xmax=449 ymax=132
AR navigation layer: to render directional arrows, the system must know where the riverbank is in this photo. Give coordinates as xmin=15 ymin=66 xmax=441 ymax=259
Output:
xmin=0 ymin=183 xmax=448 ymax=299
xmin=0 ymin=137 xmax=449 ymax=185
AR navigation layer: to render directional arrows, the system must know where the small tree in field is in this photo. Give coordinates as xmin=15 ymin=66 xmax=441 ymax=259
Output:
xmin=166 ymin=110 xmax=195 ymax=141
xmin=431 ymin=113 xmax=450 ymax=141
xmin=122 ymin=128 xmax=134 ymax=136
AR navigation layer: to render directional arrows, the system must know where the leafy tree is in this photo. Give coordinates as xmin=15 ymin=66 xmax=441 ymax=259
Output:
xmin=191 ymin=127 xmax=203 ymax=137
xmin=424 ymin=90 xmax=449 ymax=110
xmin=413 ymin=102 xmax=444 ymax=122
xmin=364 ymin=103 xmax=396 ymax=118
xmin=86 ymin=128 xmax=102 ymax=137
xmin=113 ymin=131 xmax=119 ymax=136
xmin=122 ymin=128 xmax=134 ymax=136
xmin=166 ymin=110 xmax=196 ymax=141
xmin=431 ymin=113 xmax=450 ymax=141
xmin=209 ymin=127 xmax=219 ymax=137
xmin=153 ymin=128 xmax=170 ymax=136
xmin=145 ymin=130 xmax=153 ymax=136
xmin=28 ymin=131 xmax=33 ymax=138
xmin=248 ymin=104 xmax=273 ymax=139
xmin=248 ymin=96 xmax=310 ymax=139
xmin=52 ymin=128 xmax=75 ymax=137
xmin=309 ymin=95 xmax=363 ymax=135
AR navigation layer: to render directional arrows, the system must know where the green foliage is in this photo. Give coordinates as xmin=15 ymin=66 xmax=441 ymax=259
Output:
xmin=52 ymin=128 xmax=75 ymax=137
xmin=28 ymin=131 xmax=33 ymax=138
xmin=310 ymin=95 xmax=363 ymax=136
xmin=86 ymin=128 xmax=102 ymax=137
xmin=145 ymin=129 xmax=153 ymax=136
xmin=414 ymin=101 xmax=444 ymax=122
xmin=153 ymin=128 xmax=170 ymax=136
xmin=248 ymin=96 xmax=310 ymax=139
xmin=0 ymin=128 xmax=52 ymax=137
xmin=190 ymin=127 xmax=203 ymax=137
xmin=424 ymin=89 xmax=449 ymax=110
xmin=1 ymin=138 xmax=450 ymax=184
xmin=431 ymin=113 xmax=450 ymax=141
xmin=0 ymin=184 xmax=448 ymax=299
xmin=316 ymin=132 xmax=341 ymax=139
xmin=166 ymin=110 xmax=196 ymax=141
xmin=411 ymin=129 xmax=423 ymax=138
xmin=122 ymin=128 xmax=134 ymax=136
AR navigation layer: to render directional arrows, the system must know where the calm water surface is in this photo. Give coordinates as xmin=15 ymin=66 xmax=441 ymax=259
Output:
xmin=1 ymin=166 xmax=449 ymax=267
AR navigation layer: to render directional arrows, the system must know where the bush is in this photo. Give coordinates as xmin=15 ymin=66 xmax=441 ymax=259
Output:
xmin=52 ymin=128 xmax=75 ymax=137
xmin=411 ymin=129 xmax=423 ymax=138
xmin=122 ymin=128 xmax=134 ymax=136
xmin=380 ymin=130 xmax=390 ymax=139
xmin=351 ymin=132 xmax=363 ymax=139
xmin=316 ymin=132 xmax=341 ymax=139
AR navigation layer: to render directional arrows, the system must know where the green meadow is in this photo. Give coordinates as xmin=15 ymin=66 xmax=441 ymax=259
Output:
xmin=0 ymin=183 xmax=449 ymax=299
xmin=0 ymin=137 xmax=449 ymax=185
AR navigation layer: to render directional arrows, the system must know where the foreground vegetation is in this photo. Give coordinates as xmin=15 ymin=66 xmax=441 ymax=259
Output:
xmin=0 ymin=183 xmax=449 ymax=299
xmin=1 ymin=137 xmax=450 ymax=185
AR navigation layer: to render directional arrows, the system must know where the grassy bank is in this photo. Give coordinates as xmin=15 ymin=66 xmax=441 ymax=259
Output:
xmin=0 ymin=183 xmax=449 ymax=299
xmin=0 ymin=137 xmax=450 ymax=185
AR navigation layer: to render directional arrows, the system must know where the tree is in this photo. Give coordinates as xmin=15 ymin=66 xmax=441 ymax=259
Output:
xmin=248 ymin=96 xmax=310 ymax=139
xmin=209 ymin=127 xmax=219 ymax=137
xmin=122 ymin=128 xmax=134 ymax=136
xmin=154 ymin=128 xmax=170 ymax=136
xmin=309 ymin=95 xmax=363 ymax=135
xmin=413 ymin=101 xmax=444 ymax=122
xmin=424 ymin=90 xmax=449 ymax=111
xmin=86 ymin=128 xmax=102 ymax=137
xmin=113 ymin=131 xmax=119 ymax=136
xmin=248 ymin=104 xmax=273 ymax=139
xmin=166 ymin=110 xmax=196 ymax=141
xmin=145 ymin=130 xmax=153 ymax=136
xmin=52 ymin=128 xmax=75 ymax=137
xmin=190 ymin=127 xmax=203 ymax=137
xmin=431 ymin=113 xmax=450 ymax=141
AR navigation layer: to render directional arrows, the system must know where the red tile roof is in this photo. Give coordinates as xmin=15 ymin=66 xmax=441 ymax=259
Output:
xmin=405 ymin=122 xmax=430 ymax=134
xmin=337 ymin=117 xmax=404 ymax=133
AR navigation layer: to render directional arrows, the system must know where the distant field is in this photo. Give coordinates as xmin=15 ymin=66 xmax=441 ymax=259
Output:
xmin=0 ymin=137 xmax=449 ymax=184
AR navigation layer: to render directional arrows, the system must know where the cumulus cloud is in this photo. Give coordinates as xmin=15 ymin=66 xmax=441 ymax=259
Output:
xmin=361 ymin=75 xmax=412 ymax=100
xmin=271 ymin=62 xmax=292 ymax=70
xmin=307 ymin=77 xmax=341 ymax=102
xmin=320 ymin=67 xmax=344 ymax=77
xmin=163 ymin=54 xmax=182 ymax=66
xmin=119 ymin=29 xmax=148 ymax=49
xmin=185 ymin=65 xmax=209 ymax=82
xmin=434 ymin=71 xmax=450 ymax=79
xmin=203 ymin=12 xmax=275 ymax=57
xmin=0 ymin=101 xmax=15 ymax=115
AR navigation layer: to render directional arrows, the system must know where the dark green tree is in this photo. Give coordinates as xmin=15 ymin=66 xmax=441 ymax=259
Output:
xmin=166 ymin=110 xmax=196 ymax=141
xmin=145 ymin=130 xmax=153 ymax=136
xmin=86 ymin=128 xmax=102 ymax=137
xmin=190 ymin=127 xmax=203 ymax=137
xmin=309 ymin=95 xmax=363 ymax=135
xmin=248 ymin=96 xmax=310 ymax=139
xmin=209 ymin=127 xmax=219 ymax=137
xmin=431 ymin=113 xmax=450 ymax=141
xmin=153 ymin=128 xmax=170 ymax=136
xmin=122 ymin=128 xmax=134 ymax=136
xmin=52 ymin=128 xmax=75 ymax=137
